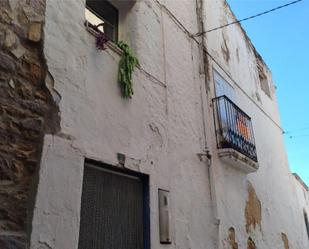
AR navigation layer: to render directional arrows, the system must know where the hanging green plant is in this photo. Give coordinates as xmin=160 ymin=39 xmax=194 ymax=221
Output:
xmin=117 ymin=41 xmax=140 ymax=98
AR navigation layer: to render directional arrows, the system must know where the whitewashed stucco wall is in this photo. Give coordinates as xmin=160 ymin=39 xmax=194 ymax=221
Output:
xmin=31 ymin=0 xmax=217 ymax=249
xmin=203 ymin=1 xmax=309 ymax=248
xmin=30 ymin=0 xmax=309 ymax=249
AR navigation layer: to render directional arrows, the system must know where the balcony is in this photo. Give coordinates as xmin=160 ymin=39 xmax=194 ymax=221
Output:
xmin=212 ymin=95 xmax=258 ymax=173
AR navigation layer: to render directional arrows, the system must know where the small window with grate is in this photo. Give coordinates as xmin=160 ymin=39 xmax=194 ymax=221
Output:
xmin=85 ymin=0 xmax=119 ymax=42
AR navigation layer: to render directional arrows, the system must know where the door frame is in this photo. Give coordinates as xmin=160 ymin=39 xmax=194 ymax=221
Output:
xmin=82 ymin=158 xmax=151 ymax=249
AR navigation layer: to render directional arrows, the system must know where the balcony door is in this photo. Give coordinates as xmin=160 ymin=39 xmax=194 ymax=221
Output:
xmin=213 ymin=70 xmax=236 ymax=141
xmin=78 ymin=162 xmax=149 ymax=249
xmin=214 ymin=70 xmax=235 ymax=100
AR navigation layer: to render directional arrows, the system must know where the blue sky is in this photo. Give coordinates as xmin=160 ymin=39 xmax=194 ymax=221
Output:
xmin=227 ymin=0 xmax=309 ymax=185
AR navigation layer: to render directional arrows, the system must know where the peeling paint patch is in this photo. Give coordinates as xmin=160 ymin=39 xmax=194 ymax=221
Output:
xmin=281 ymin=233 xmax=290 ymax=249
xmin=245 ymin=182 xmax=262 ymax=233
xmin=228 ymin=227 xmax=238 ymax=249
xmin=247 ymin=237 xmax=256 ymax=249
xmin=146 ymin=122 xmax=164 ymax=156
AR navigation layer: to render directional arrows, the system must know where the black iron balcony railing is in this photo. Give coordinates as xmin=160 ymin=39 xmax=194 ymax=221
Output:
xmin=212 ymin=95 xmax=258 ymax=162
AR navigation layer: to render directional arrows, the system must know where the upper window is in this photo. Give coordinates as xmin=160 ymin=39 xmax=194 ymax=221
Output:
xmin=85 ymin=0 xmax=119 ymax=42
xmin=258 ymin=65 xmax=271 ymax=98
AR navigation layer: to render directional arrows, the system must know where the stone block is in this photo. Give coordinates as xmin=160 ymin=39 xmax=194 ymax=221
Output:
xmin=20 ymin=99 xmax=48 ymax=115
xmin=0 ymin=235 xmax=26 ymax=249
xmin=22 ymin=6 xmax=44 ymax=23
xmin=0 ymin=1 xmax=10 ymax=9
xmin=20 ymin=118 xmax=43 ymax=132
xmin=4 ymin=29 xmax=18 ymax=49
xmin=0 ymin=9 xmax=13 ymax=24
xmin=12 ymin=22 xmax=27 ymax=39
xmin=11 ymin=45 xmax=26 ymax=59
xmin=0 ymin=51 xmax=16 ymax=71
xmin=28 ymin=23 xmax=42 ymax=42
xmin=8 ymin=79 xmax=15 ymax=89
xmin=11 ymin=160 xmax=28 ymax=181
xmin=30 ymin=0 xmax=46 ymax=15
xmin=30 ymin=63 xmax=42 ymax=79
xmin=8 ymin=0 xmax=19 ymax=11
xmin=0 ymin=156 xmax=13 ymax=181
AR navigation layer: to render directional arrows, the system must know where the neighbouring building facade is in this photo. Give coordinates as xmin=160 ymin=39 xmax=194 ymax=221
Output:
xmin=0 ymin=0 xmax=308 ymax=249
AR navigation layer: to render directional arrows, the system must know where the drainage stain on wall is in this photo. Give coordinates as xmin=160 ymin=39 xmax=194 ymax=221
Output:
xmin=245 ymin=181 xmax=262 ymax=233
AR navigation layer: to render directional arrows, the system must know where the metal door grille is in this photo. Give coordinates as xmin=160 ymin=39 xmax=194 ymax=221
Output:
xmin=78 ymin=164 xmax=144 ymax=249
xmin=212 ymin=95 xmax=258 ymax=162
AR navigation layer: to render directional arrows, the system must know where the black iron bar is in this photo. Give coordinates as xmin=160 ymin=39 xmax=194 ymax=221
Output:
xmin=212 ymin=95 xmax=257 ymax=162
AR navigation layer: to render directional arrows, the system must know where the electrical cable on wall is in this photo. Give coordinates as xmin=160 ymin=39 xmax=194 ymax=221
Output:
xmin=284 ymin=126 xmax=309 ymax=135
xmin=195 ymin=0 xmax=303 ymax=36
xmin=289 ymin=134 xmax=309 ymax=139
xmin=283 ymin=125 xmax=309 ymax=139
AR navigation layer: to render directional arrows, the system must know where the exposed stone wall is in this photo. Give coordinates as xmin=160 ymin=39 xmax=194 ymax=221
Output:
xmin=0 ymin=0 xmax=59 ymax=248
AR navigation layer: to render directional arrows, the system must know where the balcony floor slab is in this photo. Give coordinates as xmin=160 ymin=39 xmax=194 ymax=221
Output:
xmin=217 ymin=148 xmax=259 ymax=173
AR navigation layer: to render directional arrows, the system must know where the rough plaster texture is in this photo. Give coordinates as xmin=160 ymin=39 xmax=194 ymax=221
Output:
xmin=28 ymin=0 xmax=309 ymax=249
xmin=30 ymin=135 xmax=84 ymax=249
xmin=204 ymin=1 xmax=309 ymax=248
